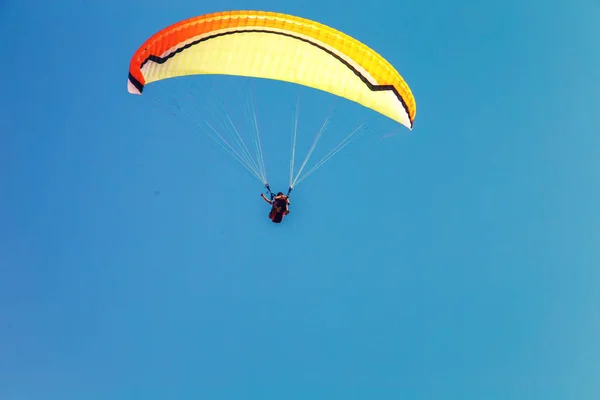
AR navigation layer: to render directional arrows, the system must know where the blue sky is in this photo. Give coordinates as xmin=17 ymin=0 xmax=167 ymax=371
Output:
xmin=2 ymin=0 xmax=600 ymax=399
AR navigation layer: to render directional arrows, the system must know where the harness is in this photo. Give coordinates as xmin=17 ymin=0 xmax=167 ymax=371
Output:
xmin=264 ymin=184 xmax=293 ymax=202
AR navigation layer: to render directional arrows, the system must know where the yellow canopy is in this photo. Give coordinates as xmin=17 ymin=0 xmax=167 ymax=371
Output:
xmin=128 ymin=10 xmax=416 ymax=129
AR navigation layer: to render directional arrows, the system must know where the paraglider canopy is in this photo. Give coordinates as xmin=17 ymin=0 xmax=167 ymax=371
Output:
xmin=127 ymin=10 xmax=416 ymax=130
xmin=127 ymin=10 xmax=417 ymax=196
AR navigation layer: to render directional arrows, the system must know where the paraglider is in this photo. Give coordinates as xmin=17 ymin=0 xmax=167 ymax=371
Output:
xmin=127 ymin=10 xmax=416 ymax=224
xmin=261 ymin=187 xmax=291 ymax=224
